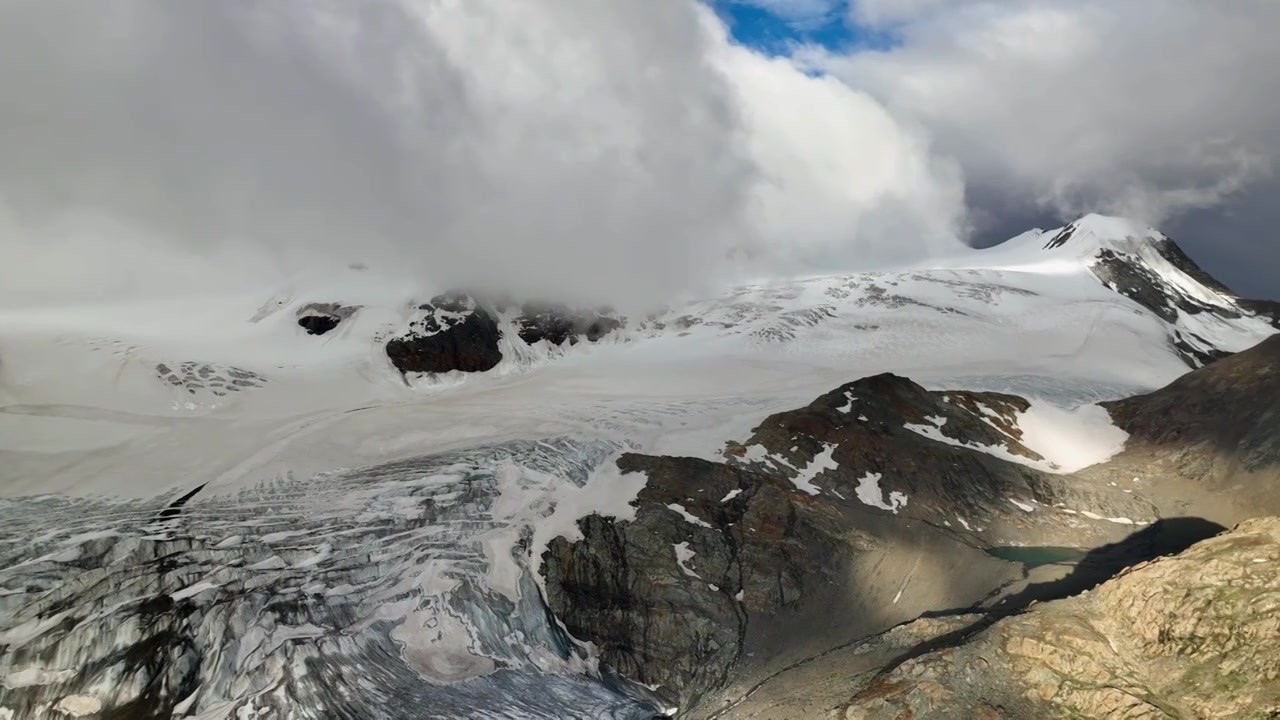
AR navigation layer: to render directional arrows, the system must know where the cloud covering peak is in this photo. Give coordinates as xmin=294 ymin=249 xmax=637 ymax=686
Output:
xmin=0 ymin=0 xmax=964 ymax=307
xmin=1 ymin=0 xmax=1276 ymax=305
xmin=815 ymin=0 xmax=1280 ymax=295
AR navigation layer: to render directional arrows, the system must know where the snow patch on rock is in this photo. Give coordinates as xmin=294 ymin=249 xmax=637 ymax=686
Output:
xmin=673 ymin=542 xmax=700 ymax=579
xmin=790 ymin=443 xmax=839 ymax=496
xmin=666 ymin=503 xmax=713 ymax=529
xmin=854 ymin=472 xmax=908 ymax=514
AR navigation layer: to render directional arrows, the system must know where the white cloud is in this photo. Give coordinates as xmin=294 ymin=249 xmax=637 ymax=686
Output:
xmin=730 ymin=0 xmax=845 ymax=28
xmin=816 ymin=1 xmax=1280 ymax=276
xmin=0 ymin=0 xmax=966 ymax=308
xmin=848 ymin=0 xmax=954 ymax=27
xmin=710 ymin=29 xmax=964 ymax=271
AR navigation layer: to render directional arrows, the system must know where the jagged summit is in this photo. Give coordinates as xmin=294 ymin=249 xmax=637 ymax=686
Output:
xmin=977 ymin=213 xmax=1277 ymax=366
xmin=1039 ymin=213 xmax=1158 ymax=252
xmin=992 ymin=213 xmax=1159 ymax=258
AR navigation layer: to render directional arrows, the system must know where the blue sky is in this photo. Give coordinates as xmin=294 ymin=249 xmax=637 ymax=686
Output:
xmin=709 ymin=0 xmax=895 ymax=56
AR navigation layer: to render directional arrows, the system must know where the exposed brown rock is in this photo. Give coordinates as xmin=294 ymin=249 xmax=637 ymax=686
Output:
xmin=839 ymin=517 xmax=1280 ymax=719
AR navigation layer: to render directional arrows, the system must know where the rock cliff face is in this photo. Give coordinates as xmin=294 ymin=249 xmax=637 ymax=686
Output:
xmin=516 ymin=303 xmax=622 ymax=346
xmin=840 ymin=516 xmax=1280 ymax=719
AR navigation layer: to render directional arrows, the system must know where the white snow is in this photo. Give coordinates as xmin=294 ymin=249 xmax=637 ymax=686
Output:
xmin=854 ymin=472 xmax=908 ymax=514
xmin=0 ymin=612 xmax=71 ymax=649
xmin=293 ymin=543 xmax=334 ymax=569
xmin=524 ymin=458 xmax=652 ymax=590
xmin=666 ymin=503 xmax=713 ymax=529
xmin=4 ymin=213 xmax=1270 ymax=501
xmin=1016 ymin=401 xmax=1129 ymax=472
xmin=673 ymin=542 xmax=700 ymax=578
xmin=905 ymin=400 xmax=1128 ymax=474
xmin=171 ymin=581 xmax=223 ymax=601
xmin=55 ymin=695 xmax=103 ymax=717
xmin=1079 ymin=510 xmax=1139 ymax=525
xmin=720 ymin=488 xmax=743 ymax=503
xmin=0 ymin=265 xmax=1257 ymax=504
xmin=3 ymin=667 xmax=76 ymax=689
xmin=1008 ymin=498 xmax=1037 ymax=512
xmin=789 ymin=443 xmax=839 ymax=495
xmin=838 ymin=393 xmax=856 ymax=413
xmin=171 ymin=691 xmax=199 ymax=715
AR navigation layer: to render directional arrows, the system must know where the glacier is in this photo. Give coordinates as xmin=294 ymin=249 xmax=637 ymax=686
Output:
xmin=0 ymin=215 xmax=1275 ymax=718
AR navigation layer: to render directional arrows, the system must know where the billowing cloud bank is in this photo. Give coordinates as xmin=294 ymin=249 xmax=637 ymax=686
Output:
xmin=0 ymin=1 xmax=963 ymax=307
xmin=2 ymin=0 xmax=1276 ymax=306
xmin=808 ymin=0 xmax=1280 ymax=295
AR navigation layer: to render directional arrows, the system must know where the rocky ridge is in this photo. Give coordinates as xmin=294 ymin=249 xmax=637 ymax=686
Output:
xmin=541 ymin=333 xmax=1280 ymax=719
xmin=1085 ymin=333 xmax=1280 ymax=525
xmin=541 ymin=375 xmax=1157 ymax=716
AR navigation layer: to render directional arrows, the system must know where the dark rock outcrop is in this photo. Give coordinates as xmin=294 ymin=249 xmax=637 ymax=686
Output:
xmin=541 ymin=373 xmax=1152 ymax=715
xmin=516 ymin=303 xmax=622 ymax=346
xmin=1087 ymin=334 xmax=1280 ymax=521
xmin=1238 ymin=298 xmax=1280 ymax=329
xmin=1041 ymin=217 xmax=1273 ymax=367
xmin=298 ymin=315 xmax=340 ymax=335
xmin=1041 ymin=222 xmax=1079 ymax=250
xmin=295 ymin=303 xmax=359 ymax=336
xmin=1091 ymin=248 xmax=1227 ymax=325
xmin=542 ymin=451 xmax=1021 ymax=716
xmin=1104 ymin=334 xmax=1280 ymax=454
xmin=385 ymin=294 xmax=503 ymax=374
xmin=673 ymin=334 xmax=1280 ymax=719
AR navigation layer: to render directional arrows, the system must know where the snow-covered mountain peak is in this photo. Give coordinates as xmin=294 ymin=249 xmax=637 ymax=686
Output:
xmin=1039 ymin=213 xmax=1159 ymax=253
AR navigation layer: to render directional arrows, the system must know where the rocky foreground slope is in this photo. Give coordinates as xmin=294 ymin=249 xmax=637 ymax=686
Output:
xmin=1092 ymin=333 xmax=1280 ymax=525
xmin=841 ymin=516 xmax=1280 ymax=719
xmin=539 ymin=334 xmax=1280 ymax=718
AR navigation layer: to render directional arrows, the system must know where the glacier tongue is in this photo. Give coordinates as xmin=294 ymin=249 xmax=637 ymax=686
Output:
xmin=0 ymin=439 xmax=662 ymax=719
